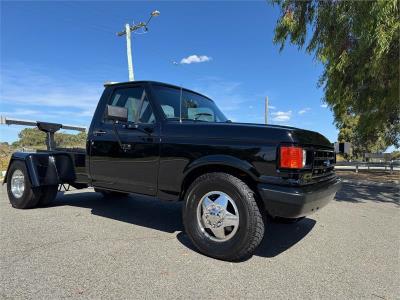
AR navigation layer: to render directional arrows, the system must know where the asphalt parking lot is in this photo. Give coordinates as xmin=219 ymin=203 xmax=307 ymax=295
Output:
xmin=0 ymin=181 xmax=399 ymax=299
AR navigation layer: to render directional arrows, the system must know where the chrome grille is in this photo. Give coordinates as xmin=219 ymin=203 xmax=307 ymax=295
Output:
xmin=312 ymin=149 xmax=335 ymax=180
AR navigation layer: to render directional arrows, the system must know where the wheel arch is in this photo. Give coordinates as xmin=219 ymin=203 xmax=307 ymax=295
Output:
xmin=4 ymin=153 xmax=36 ymax=186
xmin=180 ymin=155 xmax=261 ymax=202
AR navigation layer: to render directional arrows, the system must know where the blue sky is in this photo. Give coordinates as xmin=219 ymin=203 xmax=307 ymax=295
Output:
xmin=0 ymin=1 xmax=338 ymax=143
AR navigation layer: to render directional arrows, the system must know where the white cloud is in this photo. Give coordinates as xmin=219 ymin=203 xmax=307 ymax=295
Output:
xmin=180 ymin=55 xmax=212 ymax=64
xmin=272 ymin=110 xmax=292 ymax=122
xmin=320 ymin=104 xmax=328 ymax=108
xmin=269 ymin=105 xmax=276 ymax=110
xmin=298 ymin=107 xmax=311 ymax=115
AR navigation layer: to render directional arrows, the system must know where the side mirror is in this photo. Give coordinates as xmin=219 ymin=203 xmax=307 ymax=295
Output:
xmin=105 ymin=105 xmax=128 ymax=123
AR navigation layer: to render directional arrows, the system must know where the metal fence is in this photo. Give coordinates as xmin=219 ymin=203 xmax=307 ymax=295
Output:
xmin=335 ymin=161 xmax=400 ymax=173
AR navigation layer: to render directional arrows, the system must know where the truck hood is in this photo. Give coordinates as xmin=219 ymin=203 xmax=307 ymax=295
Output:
xmin=227 ymin=122 xmax=332 ymax=147
xmin=165 ymin=122 xmax=333 ymax=148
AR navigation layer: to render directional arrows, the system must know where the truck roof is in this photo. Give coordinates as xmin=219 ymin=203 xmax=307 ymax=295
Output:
xmin=104 ymin=80 xmax=212 ymax=101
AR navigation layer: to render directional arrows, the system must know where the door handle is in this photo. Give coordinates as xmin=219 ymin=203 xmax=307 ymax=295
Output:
xmin=93 ymin=130 xmax=107 ymax=136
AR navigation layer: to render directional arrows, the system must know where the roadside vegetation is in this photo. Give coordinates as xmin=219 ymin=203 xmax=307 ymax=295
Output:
xmin=12 ymin=128 xmax=87 ymax=149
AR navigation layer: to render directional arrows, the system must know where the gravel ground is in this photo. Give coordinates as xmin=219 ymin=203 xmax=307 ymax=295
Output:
xmin=0 ymin=182 xmax=399 ymax=299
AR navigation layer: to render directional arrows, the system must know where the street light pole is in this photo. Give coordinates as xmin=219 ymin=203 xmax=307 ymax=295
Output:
xmin=125 ymin=23 xmax=134 ymax=81
xmin=117 ymin=10 xmax=160 ymax=82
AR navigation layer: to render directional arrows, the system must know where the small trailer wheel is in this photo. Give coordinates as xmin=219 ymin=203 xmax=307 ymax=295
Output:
xmin=7 ymin=161 xmax=40 ymax=209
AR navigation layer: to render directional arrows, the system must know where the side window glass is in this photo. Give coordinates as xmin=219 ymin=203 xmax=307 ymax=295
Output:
xmin=105 ymin=87 xmax=144 ymax=123
xmin=153 ymin=87 xmax=181 ymax=119
xmin=124 ymin=97 xmax=141 ymax=122
xmin=138 ymin=97 xmax=156 ymax=124
xmin=161 ymin=105 xmax=176 ymax=118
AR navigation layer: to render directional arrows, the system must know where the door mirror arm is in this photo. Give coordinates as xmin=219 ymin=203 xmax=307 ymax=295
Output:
xmin=112 ymin=121 xmax=125 ymax=150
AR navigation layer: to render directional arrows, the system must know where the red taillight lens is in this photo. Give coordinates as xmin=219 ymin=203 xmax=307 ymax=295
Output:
xmin=280 ymin=146 xmax=304 ymax=169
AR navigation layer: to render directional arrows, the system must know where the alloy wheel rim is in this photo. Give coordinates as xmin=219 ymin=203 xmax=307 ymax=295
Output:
xmin=196 ymin=191 xmax=240 ymax=242
xmin=11 ymin=169 xmax=25 ymax=198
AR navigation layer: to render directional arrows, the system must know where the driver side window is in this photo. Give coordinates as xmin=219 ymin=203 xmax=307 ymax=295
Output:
xmin=105 ymin=87 xmax=155 ymax=124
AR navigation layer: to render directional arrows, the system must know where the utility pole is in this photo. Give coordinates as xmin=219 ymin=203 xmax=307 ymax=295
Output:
xmin=265 ymin=96 xmax=269 ymax=124
xmin=125 ymin=24 xmax=134 ymax=81
xmin=117 ymin=10 xmax=160 ymax=82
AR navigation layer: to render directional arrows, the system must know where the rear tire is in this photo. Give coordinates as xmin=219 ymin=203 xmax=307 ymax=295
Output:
xmin=7 ymin=161 xmax=40 ymax=209
xmin=183 ymin=172 xmax=265 ymax=261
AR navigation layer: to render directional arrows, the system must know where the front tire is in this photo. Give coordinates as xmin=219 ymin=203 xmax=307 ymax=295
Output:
xmin=183 ymin=172 xmax=265 ymax=261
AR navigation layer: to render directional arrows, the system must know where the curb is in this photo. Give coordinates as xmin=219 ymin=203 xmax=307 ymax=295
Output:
xmin=341 ymin=179 xmax=399 ymax=189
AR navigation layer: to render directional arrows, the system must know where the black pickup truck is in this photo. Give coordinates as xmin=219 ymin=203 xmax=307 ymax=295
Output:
xmin=4 ymin=81 xmax=341 ymax=261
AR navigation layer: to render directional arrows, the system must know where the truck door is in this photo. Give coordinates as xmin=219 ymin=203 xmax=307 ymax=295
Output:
xmin=89 ymin=85 xmax=159 ymax=196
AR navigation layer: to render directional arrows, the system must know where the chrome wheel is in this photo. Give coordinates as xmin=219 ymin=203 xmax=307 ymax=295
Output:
xmin=11 ymin=169 xmax=25 ymax=198
xmin=196 ymin=191 xmax=240 ymax=242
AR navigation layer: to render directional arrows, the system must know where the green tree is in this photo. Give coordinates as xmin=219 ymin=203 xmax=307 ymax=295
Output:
xmin=337 ymin=113 xmax=360 ymax=159
xmin=392 ymin=151 xmax=400 ymax=160
xmin=16 ymin=128 xmax=46 ymax=147
xmin=338 ymin=113 xmax=387 ymax=159
xmin=14 ymin=128 xmax=87 ymax=148
xmin=55 ymin=131 xmax=87 ymax=148
xmin=271 ymin=0 xmax=400 ymax=151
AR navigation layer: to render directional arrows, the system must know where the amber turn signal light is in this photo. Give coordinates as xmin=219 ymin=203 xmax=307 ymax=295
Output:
xmin=280 ymin=146 xmax=305 ymax=169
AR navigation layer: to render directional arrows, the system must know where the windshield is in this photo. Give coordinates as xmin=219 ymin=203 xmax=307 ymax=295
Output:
xmin=151 ymin=85 xmax=228 ymax=122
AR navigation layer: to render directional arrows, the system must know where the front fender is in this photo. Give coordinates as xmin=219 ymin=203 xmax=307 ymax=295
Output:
xmin=183 ymin=154 xmax=260 ymax=180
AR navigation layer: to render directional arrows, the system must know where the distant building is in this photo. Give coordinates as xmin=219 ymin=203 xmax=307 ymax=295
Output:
xmin=334 ymin=142 xmax=352 ymax=155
